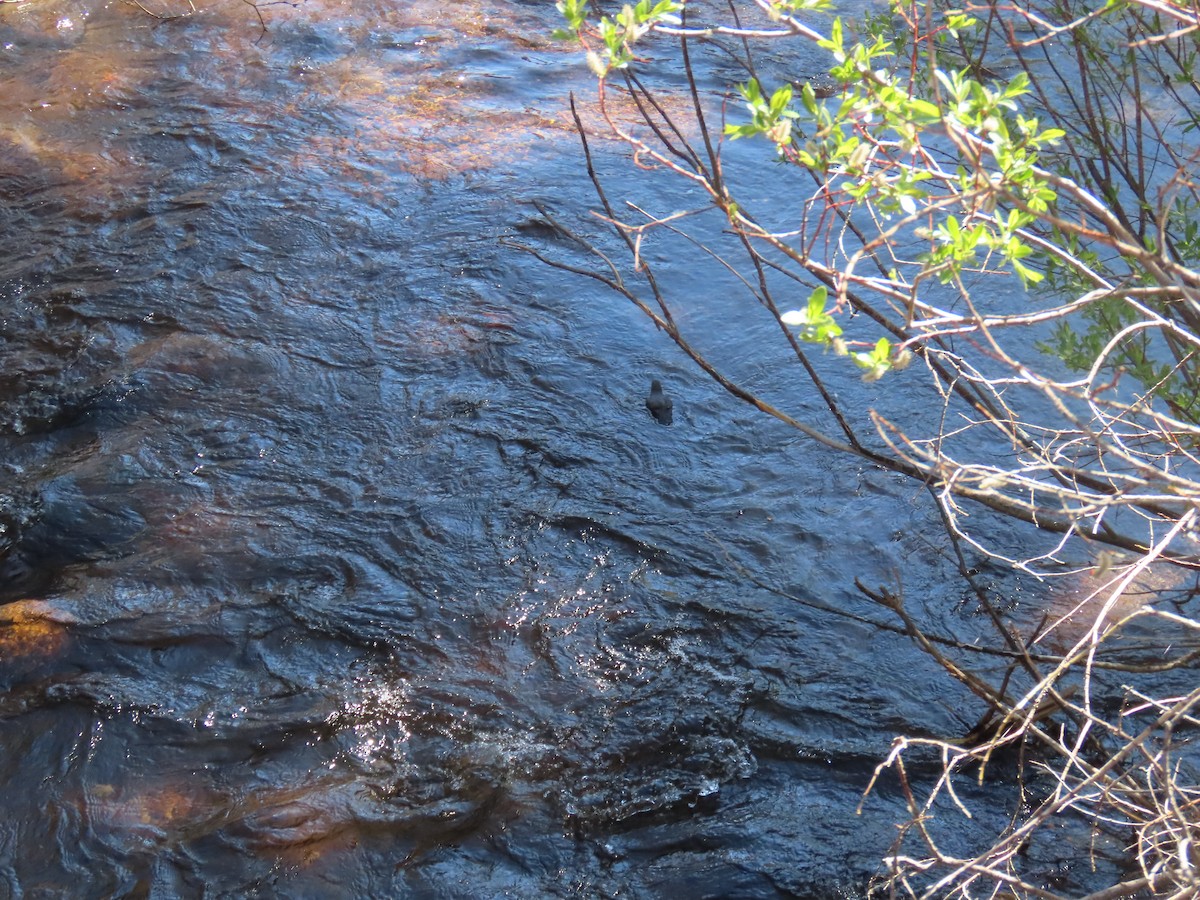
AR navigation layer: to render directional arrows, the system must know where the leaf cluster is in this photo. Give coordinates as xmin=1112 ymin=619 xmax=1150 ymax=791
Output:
xmin=555 ymin=0 xmax=682 ymax=74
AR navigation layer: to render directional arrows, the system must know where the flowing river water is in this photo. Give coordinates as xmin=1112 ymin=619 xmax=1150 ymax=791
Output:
xmin=0 ymin=1 xmax=1148 ymax=896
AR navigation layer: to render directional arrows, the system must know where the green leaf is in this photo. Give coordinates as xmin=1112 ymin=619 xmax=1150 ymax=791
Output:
xmin=808 ymin=285 xmax=829 ymax=318
xmin=853 ymin=338 xmax=893 ymax=381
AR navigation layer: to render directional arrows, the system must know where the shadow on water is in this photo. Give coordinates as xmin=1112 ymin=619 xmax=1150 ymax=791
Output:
xmin=0 ymin=0 xmax=1125 ymax=896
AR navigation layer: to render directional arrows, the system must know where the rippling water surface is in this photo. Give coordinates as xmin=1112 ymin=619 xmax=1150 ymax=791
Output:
xmin=0 ymin=1 xmax=1125 ymax=896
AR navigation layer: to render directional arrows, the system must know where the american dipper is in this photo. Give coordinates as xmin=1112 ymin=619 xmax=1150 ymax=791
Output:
xmin=645 ymin=379 xmax=673 ymax=425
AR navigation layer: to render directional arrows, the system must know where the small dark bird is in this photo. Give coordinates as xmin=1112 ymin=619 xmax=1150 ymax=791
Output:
xmin=645 ymin=379 xmax=673 ymax=425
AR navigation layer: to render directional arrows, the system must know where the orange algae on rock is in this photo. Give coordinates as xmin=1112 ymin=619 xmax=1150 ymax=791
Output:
xmin=1037 ymin=556 xmax=1196 ymax=649
xmin=0 ymin=599 xmax=77 ymax=666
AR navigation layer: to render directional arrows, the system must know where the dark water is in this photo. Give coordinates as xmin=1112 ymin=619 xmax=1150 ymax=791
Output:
xmin=0 ymin=1 xmax=1139 ymax=896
